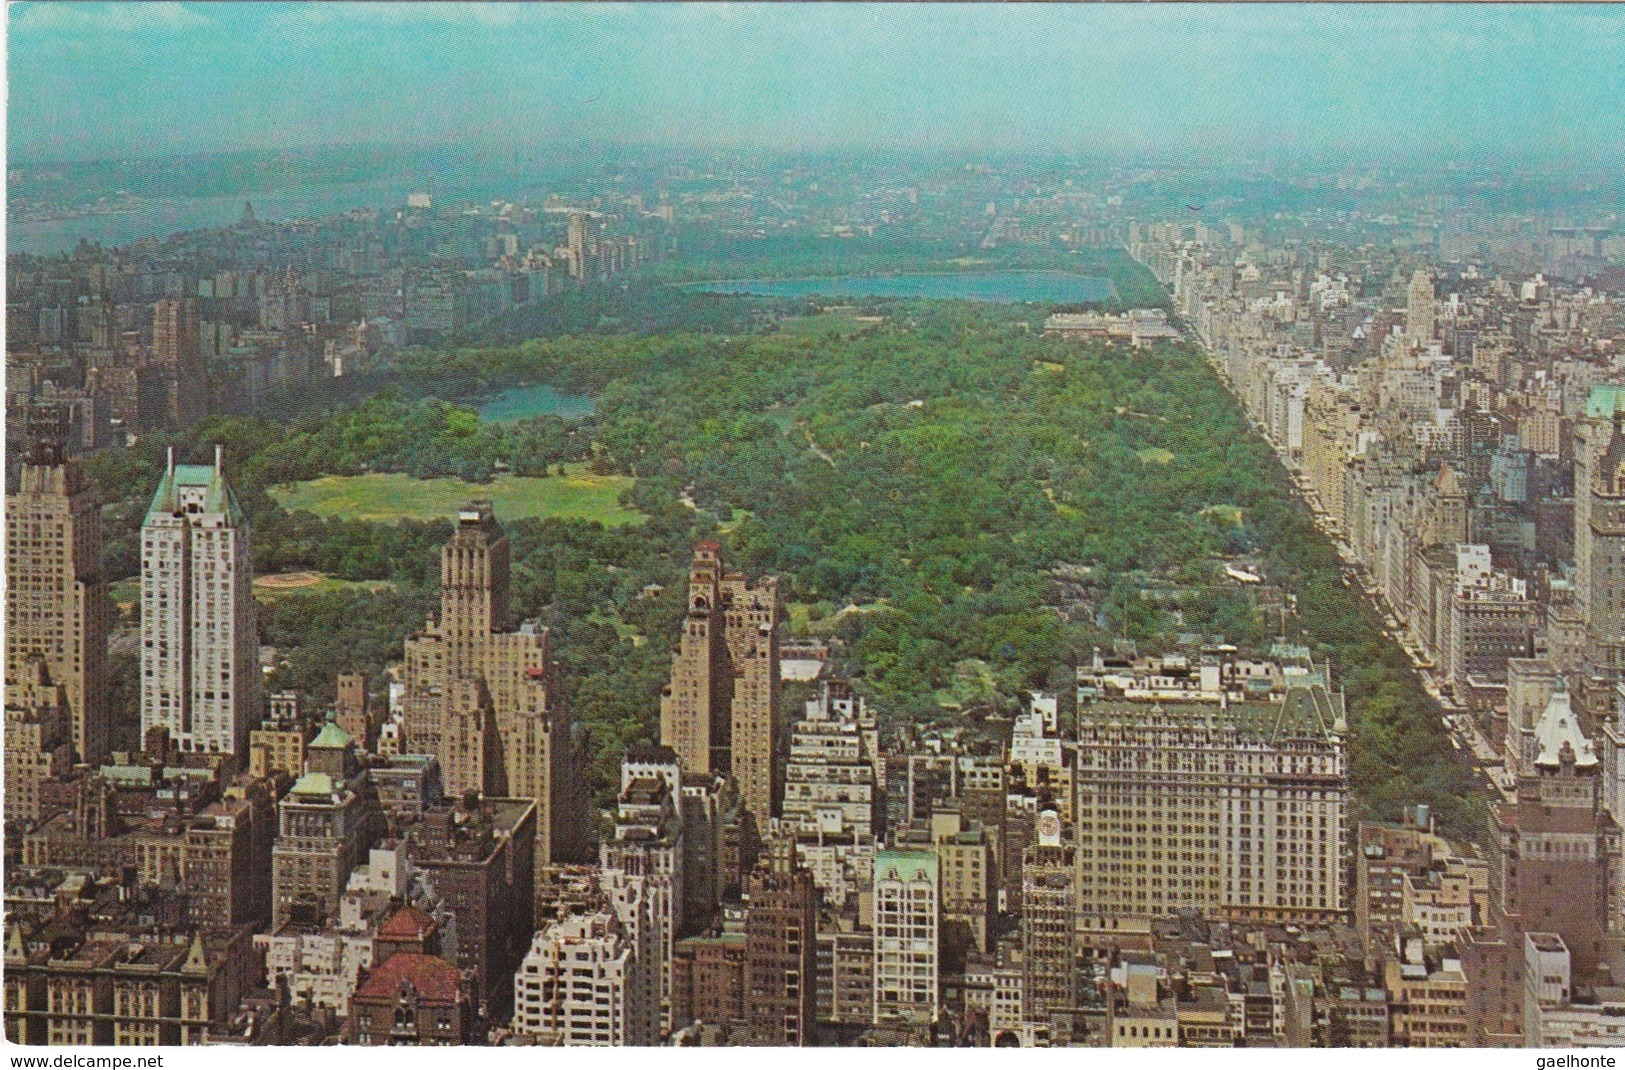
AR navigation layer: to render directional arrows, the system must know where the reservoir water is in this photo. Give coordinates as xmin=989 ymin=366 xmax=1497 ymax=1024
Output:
xmin=476 ymin=384 xmax=594 ymax=423
xmin=682 ymin=270 xmax=1117 ymax=304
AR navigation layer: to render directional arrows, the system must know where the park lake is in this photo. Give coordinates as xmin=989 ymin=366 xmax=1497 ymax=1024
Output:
xmin=475 ymin=383 xmax=595 ymax=423
xmin=681 ymin=269 xmax=1117 ymax=304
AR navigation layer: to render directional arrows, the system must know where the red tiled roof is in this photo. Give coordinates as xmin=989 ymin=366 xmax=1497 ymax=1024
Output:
xmin=354 ymin=953 xmax=462 ymax=1006
xmin=377 ymin=905 xmax=436 ymax=942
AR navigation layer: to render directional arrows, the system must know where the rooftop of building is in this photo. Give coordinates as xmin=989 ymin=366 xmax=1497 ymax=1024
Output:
xmin=625 ymin=742 xmax=680 ymax=766
xmin=377 ymin=904 xmax=437 ymax=943
xmin=1534 ymin=686 xmax=1599 ymax=769
xmin=309 ymin=717 xmax=354 ymax=751
xmin=143 ymin=452 xmax=245 ymax=526
xmin=409 ymin=798 xmax=534 ymax=865
xmin=1528 ymin=932 xmax=1568 ymax=954
xmin=1077 ymin=684 xmax=1346 ymax=744
xmin=288 ymin=771 xmax=341 ymax=800
xmin=353 ymin=951 xmax=463 ymax=1006
xmin=1585 ymin=383 xmax=1625 ymax=421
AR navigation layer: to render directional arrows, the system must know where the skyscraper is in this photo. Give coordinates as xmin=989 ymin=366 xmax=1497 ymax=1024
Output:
xmin=1486 ymin=686 xmax=1623 ymax=979
xmin=5 ymin=405 xmax=110 ymax=765
xmin=139 ymin=446 xmax=259 ymax=756
xmin=270 ymin=718 xmax=376 ymax=927
xmin=1574 ymin=387 xmax=1625 ymax=683
xmin=662 ymin=542 xmax=730 ymax=779
xmin=1406 ymin=267 xmax=1435 ymax=349
xmin=402 ymin=503 xmax=586 ymax=868
xmin=1073 ymin=670 xmax=1349 ymax=928
xmin=872 ymin=849 xmax=938 ymax=1027
xmin=567 ymin=211 xmax=592 ymax=281
xmin=4 ymin=660 xmax=72 ymax=822
xmin=660 ymin=540 xmax=783 ymax=828
xmin=1021 ymin=811 xmax=1077 ymax=1022
xmin=743 ymin=842 xmax=818 ymax=1046
xmin=150 ymin=297 xmax=206 ymax=428
xmin=512 ymin=907 xmax=658 ymax=1045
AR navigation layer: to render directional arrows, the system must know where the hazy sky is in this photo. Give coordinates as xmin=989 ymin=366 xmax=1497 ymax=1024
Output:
xmin=8 ymin=2 xmax=1624 ymax=166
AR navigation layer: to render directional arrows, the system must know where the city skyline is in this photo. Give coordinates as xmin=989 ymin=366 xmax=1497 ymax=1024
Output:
xmin=7 ymin=1 xmax=1625 ymax=1052
xmin=9 ymin=2 xmax=1625 ymax=166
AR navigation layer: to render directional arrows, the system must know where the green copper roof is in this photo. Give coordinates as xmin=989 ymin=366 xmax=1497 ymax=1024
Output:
xmin=310 ymin=719 xmax=353 ymax=750
xmin=875 ymin=849 xmax=938 ymax=883
xmin=1078 ymin=683 xmax=1346 ymax=743
xmin=143 ymin=460 xmax=246 ymax=526
xmin=290 ymin=771 xmax=335 ymax=797
xmin=1586 ymin=384 xmax=1625 ymax=421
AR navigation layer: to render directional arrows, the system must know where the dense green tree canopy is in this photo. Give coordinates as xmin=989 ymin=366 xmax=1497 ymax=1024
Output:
xmin=87 ymin=295 xmax=1480 ymax=831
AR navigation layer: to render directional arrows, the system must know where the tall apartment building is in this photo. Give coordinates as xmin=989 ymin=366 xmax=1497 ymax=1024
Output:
xmin=1446 ymin=552 xmax=1537 ymax=704
xmin=5 ymin=407 xmax=110 ymax=765
xmin=270 ymin=721 xmax=377 ymax=927
xmin=1300 ymin=381 xmax=1363 ymax=532
xmin=512 ymin=907 xmax=659 ymax=1045
xmin=1505 ymin=657 xmax=1561 ymax=776
xmin=743 ymin=843 xmax=818 ymax=1045
xmin=1523 ymin=931 xmax=1625 ymax=1047
xmin=671 ymin=932 xmax=747 ymax=1033
xmin=184 ymin=782 xmax=277 ymax=930
xmin=815 ymin=911 xmax=875 ymax=1029
xmin=1073 ymin=673 xmax=1349 ymax=930
xmin=782 ymin=680 xmax=877 ymax=840
xmin=151 ymin=297 xmax=206 ymax=428
xmin=3 ymin=661 xmax=73 ymax=822
xmin=931 ymin=811 xmax=994 ymax=956
xmin=599 ymin=770 xmax=685 ymax=1029
xmin=335 ymin=670 xmax=374 ymax=748
xmin=872 ymin=849 xmax=938 ymax=1027
xmin=140 ymin=447 xmax=259 ymax=756
xmin=248 ymin=706 xmax=310 ymax=781
xmin=1406 ymin=268 xmax=1435 ymax=349
xmin=660 ymin=540 xmax=784 ymax=829
xmin=1486 ymin=686 xmax=1623 ymax=979
xmin=409 ymin=798 xmax=536 ymax=1019
xmin=1574 ymin=387 xmax=1625 ymax=682
xmin=402 ymin=503 xmax=585 ymax=867
xmin=1022 ymin=813 xmax=1077 ymax=1022
xmin=1598 ymin=684 xmax=1625 ymax=838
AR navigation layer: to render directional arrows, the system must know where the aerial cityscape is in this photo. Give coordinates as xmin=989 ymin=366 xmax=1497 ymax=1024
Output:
xmin=4 ymin=1 xmax=1625 ymax=1052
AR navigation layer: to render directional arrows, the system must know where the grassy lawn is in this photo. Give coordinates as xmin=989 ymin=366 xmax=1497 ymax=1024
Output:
xmin=787 ymin=602 xmax=835 ymax=638
xmin=269 ymin=466 xmax=644 ymax=526
xmin=253 ymin=572 xmax=397 ymax=602
xmin=778 ymin=309 xmax=872 ymax=338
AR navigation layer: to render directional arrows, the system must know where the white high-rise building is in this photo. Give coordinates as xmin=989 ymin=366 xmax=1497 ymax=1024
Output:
xmin=599 ymin=770 xmax=683 ymax=1031
xmin=1406 ymin=268 xmax=1435 ymax=348
xmin=512 ymin=908 xmax=659 ymax=1046
xmin=140 ymin=447 xmax=260 ymax=755
xmin=872 ymin=849 xmax=938 ymax=1027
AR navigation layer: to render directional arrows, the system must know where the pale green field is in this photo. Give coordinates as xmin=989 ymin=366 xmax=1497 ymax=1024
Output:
xmin=252 ymin=572 xmax=397 ymax=602
xmin=778 ymin=310 xmax=871 ymax=338
xmin=1136 ymin=447 xmax=1175 ymax=465
xmin=270 ymin=466 xmax=643 ymax=526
